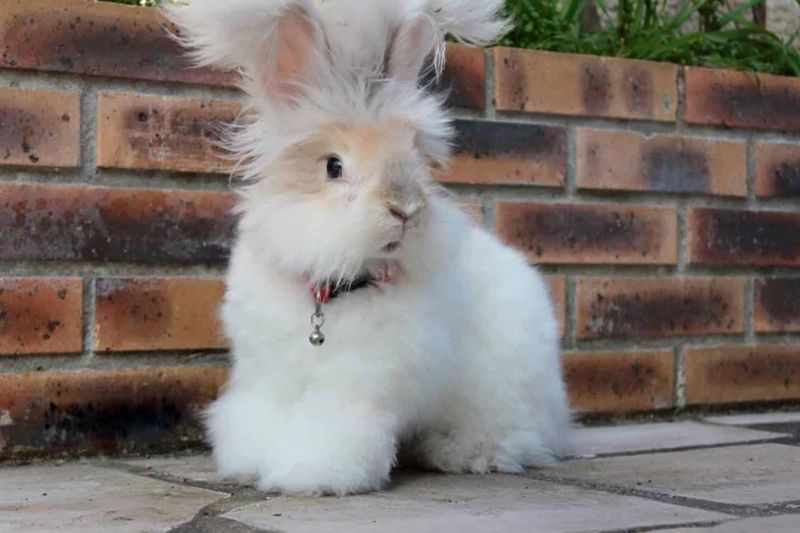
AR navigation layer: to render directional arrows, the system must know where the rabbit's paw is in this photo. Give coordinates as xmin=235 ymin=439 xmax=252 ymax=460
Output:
xmin=256 ymin=403 xmax=399 ymax=495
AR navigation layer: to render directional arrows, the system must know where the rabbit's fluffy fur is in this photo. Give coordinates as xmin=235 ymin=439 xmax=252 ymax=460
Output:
xmin=168 ymin=0 xmax=571 ymax=495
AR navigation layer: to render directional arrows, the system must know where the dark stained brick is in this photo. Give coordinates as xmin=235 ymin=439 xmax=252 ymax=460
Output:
xmin=97 ymin=92 xmax=240 ymax=173
xmin=0 ymin=0 xmax=236 ymax=86
xmin=686 ymin=67 xmax=800 ymax=131
xmin=433 ymin=44 xmax=486 ymax=110
xmin=577 ymin=277 xmax=745 ymax=340
xmin=565 ymin=351 xmax=674 ymax=413
xmin=685 ymin=345 xmax=800 ymax=405
xmin=0 ymin=278 xmax=83 ymax=356
xmin=493 ymin=48 xmax=677 ymax=121
xmin=0 ymin=366 xmax=228 ymax=459
xmin=0 ymin=88 xmax=80 ymax=168
xmin=0 ymin=184 xmax=236 ymax=265
xmin=495 ymin=202 xmax=677 ymax=265
xmin=755 ymin=278 xmax=800 ymax=333
xmin=440 ymin=120 xmax=565 ymax=186
xmin=577 ymin=129 xmax=746 ymax=196
xmin=755 ymin=142 xmax=800 ymax=198
xmin=689 ymin=208 xmax=800 ymax=266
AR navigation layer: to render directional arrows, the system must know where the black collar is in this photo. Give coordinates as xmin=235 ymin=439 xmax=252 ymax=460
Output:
xmin=326 ymin=272 xmax=375 ymax=301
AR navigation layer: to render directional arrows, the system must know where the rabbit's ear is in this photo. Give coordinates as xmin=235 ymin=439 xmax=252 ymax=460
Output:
xmin=387 ymin=16 xmax=439 ymax=84
xmin=262 ymin=6 xmax=326 ymax=101
xmin=165 ymin=0 xmax=326 ymax=101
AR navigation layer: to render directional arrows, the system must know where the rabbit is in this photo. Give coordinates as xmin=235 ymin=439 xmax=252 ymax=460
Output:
xmin=167 ymin=0 xmax=571 ymax=495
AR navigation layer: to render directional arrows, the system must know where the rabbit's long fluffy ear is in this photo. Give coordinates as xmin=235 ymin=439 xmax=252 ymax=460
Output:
xmin=425 ymin=0 xmax=511 ymax=46
xmin=165 ymin=0 xmax=326 ymax=100
xmin=387 ymin=16 xmax=439 ymax=83
xmin=391 ymin=0 xmax=510 ymax=82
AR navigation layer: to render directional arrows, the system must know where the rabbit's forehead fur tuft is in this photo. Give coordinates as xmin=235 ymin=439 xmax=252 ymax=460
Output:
xmin=167 ymin=0 xmax=507 ymax=280
xmin=166 ymin=0 xmax=508 ymax=176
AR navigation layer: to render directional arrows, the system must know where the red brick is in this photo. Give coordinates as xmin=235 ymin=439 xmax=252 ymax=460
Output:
xmin=439 ymin=120 xmax=565 ymax=186
xmin=688 ymin=208 xmax=800 ymax=266
xmin=755 ymin=142 xmax=800 ymax=198
xmin=577 ymin=277 xmax=744 ymax=340
xmin=564 ymin=351 xmax=674 ymax=413
xmin=0 ymin=278 xmax=82 ymax=356
xmin=0 ymin=183 xmax=236 ymax=264
xmin=95 ymin=277 xmax=227 ymax=352
xmin=0 ymin=366 xmax=228 ymax=458
xmin=685 ymin=345 xmax=800 ymax=405
xmin=97 ymin=92 xmax=240 ymax=174
xmin=755 ymin=278 xmax=800 ymax=333
xmin=545 ymin=275 xmax=567 ymax=337
xmin=576 ymin=129 xmax=746 ymax=196
xmin=0 ymin=87 xmax=79 ymax=168
xmin=494 ymin=48 xmax=677 ymax=121
xmin=436 ymin=44 xmax=486 ymax=109
xmin=686 ymin=67 xmax=800 ymax=131
xmin=0 ymin=0 xmax=236 ymax=86
xmin=495 ymin=202 xmax=677 ymax=265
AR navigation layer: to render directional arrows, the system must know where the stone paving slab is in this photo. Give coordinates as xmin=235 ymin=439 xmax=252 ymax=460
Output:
xmin=571 ymin=421 xmax=778 ymax=458
xmin=560 ymin=443 xmax=800 ymax=506
xmin=223 ymin=471 xmax=729 ymax=533
xmin=120 ymin=454 xmax=222 ymax=484
xmin=666 ymin=513 xmax=800 ymax=532
xmin=0 ymin=462 xmax=227 ymax=532
xmin=704 ymin=412 xmax=800 ymax=428
xmin=118 ymin=420 xmax=782 ymax=486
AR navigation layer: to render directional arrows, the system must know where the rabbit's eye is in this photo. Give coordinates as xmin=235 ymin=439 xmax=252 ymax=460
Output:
xmin=326 ymin=156 xmax=343 ymax=179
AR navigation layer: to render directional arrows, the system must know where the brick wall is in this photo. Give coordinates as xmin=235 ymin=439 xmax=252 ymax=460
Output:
xmin=1 ymin=0 xmax=799 ymax=458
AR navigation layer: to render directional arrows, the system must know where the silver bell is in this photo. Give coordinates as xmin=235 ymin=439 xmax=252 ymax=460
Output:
xmin=309 ymin=329 xmax=325 ymax=346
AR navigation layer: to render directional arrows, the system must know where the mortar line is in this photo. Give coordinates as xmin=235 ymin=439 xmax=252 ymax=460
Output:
xmin=0 ymin=352 xmax=230 ymax=376
xmin=744 ymin=277 xmax=756 ymax=343
xmin=746 ymin=136 xmax=757 ymax=205
xmin=484 ymin=47 xmax=497 ymax=120
xmin=0 ymin=69 xmax=244 ymax=101
xmin=564 ymin=276 xmax=577 ymax=350
xmin=675 ymin=344 xmax=686 ymax=409
xmin=436 ymin=183 xmax=800 ymax=211
xmin=564 ymin=332 xmax=800 ymax=354
xmin=81 ymin=276 xmax=96 ymax=363
xmin=676 ymin=204 xmax=688 ymax=273
xmin=79 ymin=84 xmax=99 ymax=180
xmin=565 ymin=126 xmax=577 ymax=198
xmin=675 ymin=66 xmax=687 ymax=132
xmin=0 ymin=262 xmax=227 ymax=279
xmin=483 ymin=195 xmax=496 ymax=232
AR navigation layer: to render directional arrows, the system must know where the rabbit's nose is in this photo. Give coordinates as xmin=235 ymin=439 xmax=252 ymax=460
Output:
xmin=385 ymin=201 xmax=422 ymax=222
xmin=386 ymin=204 xmax=410 ymax=222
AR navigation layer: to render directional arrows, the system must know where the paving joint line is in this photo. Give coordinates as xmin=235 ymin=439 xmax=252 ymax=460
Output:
xmin=567 ymin=436 xmax=790 ymax=461
xmin=526 ymin=470 xmax=770 ymax=518
xmin=596 ymin=519 xmax=727 ymax=533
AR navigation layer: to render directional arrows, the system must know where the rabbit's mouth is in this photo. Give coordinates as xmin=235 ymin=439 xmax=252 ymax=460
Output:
xmin=382 ymin=241 xmax=401 ymax=253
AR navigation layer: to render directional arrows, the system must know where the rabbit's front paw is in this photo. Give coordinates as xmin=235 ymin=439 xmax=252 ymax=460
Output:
xmin=255 ymin=402 xmax=399 ymax=495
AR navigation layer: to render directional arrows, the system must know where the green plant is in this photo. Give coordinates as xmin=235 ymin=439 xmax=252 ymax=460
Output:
xmin=501 ymin=0 xmax=800 ymax=76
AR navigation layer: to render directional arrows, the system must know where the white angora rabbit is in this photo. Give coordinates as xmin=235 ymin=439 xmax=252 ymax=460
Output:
xmin=168 ymin=0 xmax=570 ymax=495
